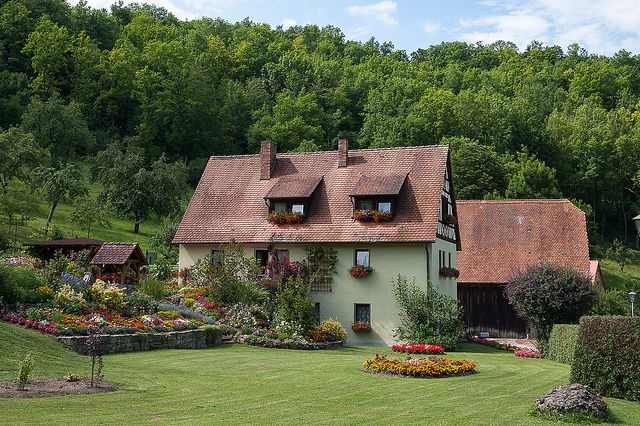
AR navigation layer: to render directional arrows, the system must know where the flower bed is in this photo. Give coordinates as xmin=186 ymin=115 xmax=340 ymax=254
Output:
xmin=514 ymin=349 xmax=544 ymax=359
xmin=391 ymin=343 xmax=445 ymax=355
xmin=240 ymin=334 xmax=345 ymax=350
xmin=362 ymin=354 xmax=476 ymax=378
xmin=268 ymin=211 xmax=305 ymax=224
xmin=351 ymin=321 xmax=372 ymax=333
xmin=2 ymin=311 xmax=204 ymax=336
xmin=348 ymin=265 xmax=374 ymax=278
xmin=352 ymin=209 xmax=393 ymax=222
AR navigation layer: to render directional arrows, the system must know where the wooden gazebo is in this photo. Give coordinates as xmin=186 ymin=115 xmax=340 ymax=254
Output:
xmin=90 ymin=243 xmax=147 ymax=283
xmin=27 ymin=237 xmax=104 ymax=261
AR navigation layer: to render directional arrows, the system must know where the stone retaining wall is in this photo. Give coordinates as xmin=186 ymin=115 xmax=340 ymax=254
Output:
xmin=58 ymin=329 xmax=221 ymax=355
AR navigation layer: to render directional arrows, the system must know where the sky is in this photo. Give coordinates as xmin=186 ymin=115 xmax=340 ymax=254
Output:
xmin=72 ymin=0 xmax=640 ymax=55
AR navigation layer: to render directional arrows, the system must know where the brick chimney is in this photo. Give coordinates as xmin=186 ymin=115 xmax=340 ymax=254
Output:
xmin=260 ymin=140 xmax=277 ymax=180
xmin=338 ymin=139 xmax=348 ymax=168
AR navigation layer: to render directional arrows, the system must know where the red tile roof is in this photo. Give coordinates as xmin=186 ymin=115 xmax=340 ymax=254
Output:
xmin=173 ymin=145 xmax=450 ymax=244
xmin=28 ymin=237 xmax=104 ymax=248
xmin=457 ymin=199 xmax=590 ymax=284
xmin=90 ymin=243 xmax=146 ymax=266
xmin=349 ymin=174 xmax=407 ymax=197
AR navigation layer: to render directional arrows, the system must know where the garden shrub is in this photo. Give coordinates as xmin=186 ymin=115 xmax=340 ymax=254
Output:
xmin=16 ymin=352 xmax=34 ymax=390
xmin=570 ymin=316 xmax=640 ymax=401
xmin=274 ymin=276 xmax=315 ymax=332
xmin=504 ymin=264 xmax=595 ymax=353
xmin=591 ymin=290 xmax=630 ymax=316
xmin=199 ymin=325 xmax=223 ymax=346
xmin=392 ymin=275 xmax=463 ymax=350
xmin=55 ymin=284 xmax=86 ymax=310
xmin=83 ymin=280 xmax=125 ymax=310
xmin=139 ymin=276 xmax=165 ymax=300
xmin=0 ymin=264 xmax=49 ymax=304
xmin=547 ymin=324 xmax=579 ymax=364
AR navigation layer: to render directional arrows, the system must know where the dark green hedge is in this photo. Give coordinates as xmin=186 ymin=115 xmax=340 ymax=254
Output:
xmin=571 ymin=316 xmax=640 ymax=401
xmin=547 ymin=324 xmax=579 ymax=364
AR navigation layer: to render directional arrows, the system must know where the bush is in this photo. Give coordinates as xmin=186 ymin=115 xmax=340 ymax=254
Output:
xmin=16 ymin=352 xmax=34 ymax=390
xmin=547 ymin=324 xmax=579 ymax=365
xmin=82 ymin=280 xmax=125 ymax=310
xmin=0 ymin=229 xmax=9 ymax=252
xmin=0 ymin=264 xmax=49 ymax=304
xmin=591 ymin=290 xmax=630 ymax=315
xmin=571 ymin=316 xmax=640 ymax=401
xmin=392 ymin=275 xmax=463 ymax=350
xmin=274 ymin=276 xmax=315 ymax=332
xmin=139 ymin=276 xmax=165 ymax=300
xmin=314 ymin=319 xmax=348 ymax=342
xmin=505 ymin=264 xmax=596 ymax=352
xmin=54 ymin=284 xmax=86 ymax=310
xmin=199 ymin=325 xmax=223 ymax=346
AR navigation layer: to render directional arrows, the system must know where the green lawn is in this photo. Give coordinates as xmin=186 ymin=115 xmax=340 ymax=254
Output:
xmin=1 ymin=323 xmax=639 ymax=425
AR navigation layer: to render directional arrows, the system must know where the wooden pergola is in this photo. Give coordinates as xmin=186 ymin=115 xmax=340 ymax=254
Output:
xmin=90 ymin=243 xmax=147 ymax=283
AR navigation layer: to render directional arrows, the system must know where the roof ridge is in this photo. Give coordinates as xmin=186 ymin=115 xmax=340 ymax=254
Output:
xmin=208 ymin=144 xmax=449 ymax=160
xmin=457 ymin=199 xmax=571 ymax=204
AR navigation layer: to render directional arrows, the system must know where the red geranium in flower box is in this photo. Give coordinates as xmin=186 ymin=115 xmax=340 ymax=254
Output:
xmin=439 ymin=267 xmax=460 ymax=279
xmin=268 ymin=211 xmax=305 ymax=224
xmin=352 ymin=209 xmax=394 ymax=223
xmin=351 ymin=321 xmax=372 ymax=333
xmin=348 ymin=265 xmax=374 ymax=278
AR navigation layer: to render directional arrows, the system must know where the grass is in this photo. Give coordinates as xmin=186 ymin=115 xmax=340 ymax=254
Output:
xmin=1 ymin=323 xmax=639 ymax=425
xmin=599 ymin=258 xmax=640 ymax=291
xmin=1 ymin=172 xmax=164 ymax=253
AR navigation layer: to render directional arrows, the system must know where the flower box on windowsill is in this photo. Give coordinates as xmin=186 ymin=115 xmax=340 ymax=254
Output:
xmin=443 ymin=214 xmax=458 ymax=226
xmin=439 ymin=267 xmax=460 ymax=279
xmin=348 ymin=265 xmax=374 ymax=278
xmin=352 ymin=209 xmax=394 ymax=223
xmin=351 ymin=321 xmax=372 ymax=333
xmin=268 ymin=211 xmax=305 ymax=224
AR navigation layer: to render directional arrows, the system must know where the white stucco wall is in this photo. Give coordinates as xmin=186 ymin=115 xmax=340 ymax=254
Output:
xmin=178 ymin=241 xmax=457 ymax=345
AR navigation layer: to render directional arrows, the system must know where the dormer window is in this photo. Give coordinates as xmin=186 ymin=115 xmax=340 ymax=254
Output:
xmin=350 ymin=174 xmax=407 ymax=223
xmin=264 ymin=176 xmax=322 ymax=224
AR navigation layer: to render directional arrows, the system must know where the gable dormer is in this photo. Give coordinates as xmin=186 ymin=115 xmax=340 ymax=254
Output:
xmin=264 ymin=176 xmax=323 ymax=224
xmin=349 ymin=174 xmax=407 ymax=222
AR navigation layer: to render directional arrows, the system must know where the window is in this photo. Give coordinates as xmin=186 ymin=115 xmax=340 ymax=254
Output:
xmin=356 ymin=199 xmax=374 ymax=210
xmin=273 ymin=202 xmax=287 ymax=212
xmin=355 ymin=249 xmax=370 ymax=267
xmin=255 ymin=249 xmax=269 ymax=268
xmin=377 ymin=201 xmax=392 ymax=212
xmin=291 ymin=203 xmax=305 ymax=214
xmin=355 ymin=304 xmax=371 ymax=323
xmin=441 ymin=195 xmax=449 ymax=218
xmin=211 ymin=250 xmax=224 ymax=267
xmin=273 ymin=249 xmax=289 ymax=262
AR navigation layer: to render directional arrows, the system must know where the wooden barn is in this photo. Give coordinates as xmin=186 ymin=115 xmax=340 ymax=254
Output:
xmin=90 ymin=243 xmax=147 ymax=283
xmin=456 ymin=199 xmax=593 ymax=338
xmin=27 ymin=237 xmax=104 ymax=261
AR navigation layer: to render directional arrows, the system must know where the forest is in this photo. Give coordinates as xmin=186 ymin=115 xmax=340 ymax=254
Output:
xmin=1 ymin=0 xmax=640 ymax=251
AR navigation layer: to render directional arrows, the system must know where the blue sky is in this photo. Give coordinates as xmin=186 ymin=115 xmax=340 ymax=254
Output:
xmin=74 ymin=0 xmax=640 ymax=55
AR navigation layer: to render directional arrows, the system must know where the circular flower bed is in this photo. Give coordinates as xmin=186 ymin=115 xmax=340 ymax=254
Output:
xmin=362 ymin=354 xmax=476 ymax=378
xmin=391 ymin=343 xmax=445 ymax=355
xmin=348 ymin=265 xmax=374 ymax=278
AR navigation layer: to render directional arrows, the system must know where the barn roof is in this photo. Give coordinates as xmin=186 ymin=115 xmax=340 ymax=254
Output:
xmin=28 ymin=237 xmax=104 ymax=248
xmin=457 ymin=199 xmax=590 ymax=284
xmin=173 ymin=144 xmax=451 ymax=244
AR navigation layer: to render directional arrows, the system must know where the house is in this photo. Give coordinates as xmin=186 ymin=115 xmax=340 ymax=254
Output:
xmin=589 ymin=260 xmax=606 ymax=290
xmin=90 ymin=243 xmax=148 ymax=283
xmin=173 ymin=140 xmax=460 ymax=344
xmin=27 ymin=237 xmax=105 ymax=261
xmin=456 ymin=199 xmax=592 ymax=338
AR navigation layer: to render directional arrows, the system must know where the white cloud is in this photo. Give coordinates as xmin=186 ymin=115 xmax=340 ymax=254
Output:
xmin=282 ymin=18 xmax=297 ymax=29
xmin=422 ymin=21 xmax=442 ymax=35
xmin=345 ymin=26 xmax=372 ymax=41
xmin=347 ymin=1 xmax=398 ymax=26
xmin=458 ymin=0 xmax=640 ymax=54
xmin=69 ymin=0 xmax=239 ymax=20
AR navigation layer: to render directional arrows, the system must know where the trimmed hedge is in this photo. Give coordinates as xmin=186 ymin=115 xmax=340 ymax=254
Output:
xmin=547 ymin=324 xmax=579 ymax=364
xmin=571 ymin=316 xmax=640 ymax=401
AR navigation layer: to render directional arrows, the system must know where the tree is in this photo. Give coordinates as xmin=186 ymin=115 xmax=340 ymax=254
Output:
xmin=0 ymin=182 xmax=39 ymax=241
xmin=70 ymin=196 xmax=112 ymax=238
xmin=149 ymin=214 xmax=180 ymax=259
xmin=444 ymin=136 xmax=506 ymax=199
xmin=20 ymin=95 xmax=94 ymax=162
xmin=606 ymin=239 xmax=634 ymax=273
xmin=504 ymin=264 xmax=596 ymax=352
xmin=0 ymin=127 xmax=48 ymax=195
xmin=504 ymin=149 xmax=562 ymax=199
xmin=96 ymin=143 xmax=187 ymax=233
xmin=32 ymin=164 xmax=87 ymax=237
